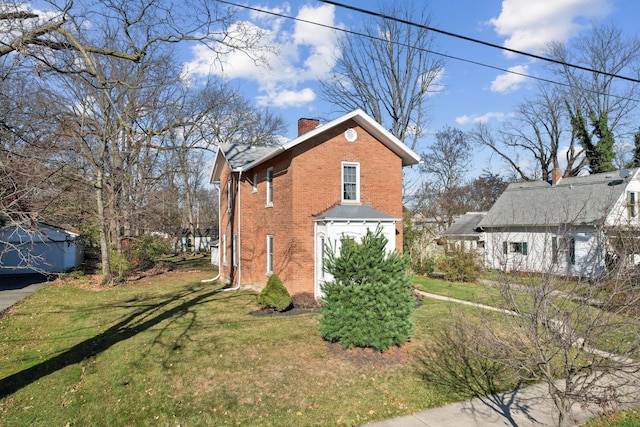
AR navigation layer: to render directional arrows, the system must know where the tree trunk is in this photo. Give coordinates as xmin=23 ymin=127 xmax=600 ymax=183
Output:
xmin=96 ymin=170 xmax=112 ymax=285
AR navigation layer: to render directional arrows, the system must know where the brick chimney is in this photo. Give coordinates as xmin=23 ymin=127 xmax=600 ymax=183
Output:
xmin=298 ymin=118 xmax=320 ymax=136
xmin=551 ymin=167 xmax=562 ymax=186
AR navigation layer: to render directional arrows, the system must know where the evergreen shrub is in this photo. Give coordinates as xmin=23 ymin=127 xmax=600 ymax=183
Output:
xmin=436 ymin=247 xmax=483 ymax=282
xmin=319 ymin=227 xmax=414 ymax=352
xmin=257 ymin=274 xmax=292 ymax=312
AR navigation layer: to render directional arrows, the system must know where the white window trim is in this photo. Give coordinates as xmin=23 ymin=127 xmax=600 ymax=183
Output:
xmin=222 ymin=234 xmax=227 ymax=266
xmin=227 ymin=179 xmax=232 ymax=213
xmin=266 ymin=167 xmax=273 ymax=207
xmin=341 ymin=162 xmax=360 ymax=203
xmin=266 ymin=234 xmax=274 ymax=275
xmin=232 ymin=234 xmax=237 ymax=267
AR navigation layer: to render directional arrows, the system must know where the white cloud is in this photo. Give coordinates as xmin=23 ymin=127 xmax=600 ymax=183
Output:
xmin=489 ymin=0 xmax=613 ymax=55
xmin=181 ymin=3 xmax=341 ymax=108
xmin=456 ymin=112 xmax=506 ymax=125
xmin=256 ymin=87 xmax=316 ymax=108
xmin=490 ymin=64 xmax=529 ymax=93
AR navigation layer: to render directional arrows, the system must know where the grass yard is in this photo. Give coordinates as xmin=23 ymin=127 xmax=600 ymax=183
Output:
xmin=0 ymin=265 xmax=469 ymax=427
xmin=1 ymin=262 xmax=638 ymax=426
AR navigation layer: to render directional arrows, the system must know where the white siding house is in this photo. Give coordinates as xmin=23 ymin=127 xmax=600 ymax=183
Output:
xmin=479 ymin=168 xmax=640 ymax=277
xmin=0 ymin=223 xmax=83 ymax=274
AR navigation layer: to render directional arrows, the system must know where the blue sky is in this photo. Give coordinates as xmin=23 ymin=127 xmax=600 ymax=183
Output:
xmin=180 ymin=0 xmax=640 ymax=176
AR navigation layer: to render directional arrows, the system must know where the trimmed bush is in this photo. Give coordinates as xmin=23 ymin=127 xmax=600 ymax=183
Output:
xmin=436 ymin=247 xmax=483 ymax=282
xmin=257 ymin=274 xmax=292 ymax=312
xmin=319 ymin=227 xmax=414 ymax=352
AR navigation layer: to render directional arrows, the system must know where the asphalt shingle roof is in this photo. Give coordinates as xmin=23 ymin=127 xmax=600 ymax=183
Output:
xmin=444 ymin=212 xmax=486 ymax=236
xmin=478 ymin=169 xmax=638 ymax=228
xmin=219 ymin=143 xmax=278 ymax=171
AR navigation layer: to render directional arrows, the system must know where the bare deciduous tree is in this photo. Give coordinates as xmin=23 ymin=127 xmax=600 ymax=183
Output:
xmin=420 ymin=228 xmax=640 ymax=427
xmin=0 ymin=0 xmax=276 ymax=280
xmin=320 ymin=1 xmax=444 ymax=150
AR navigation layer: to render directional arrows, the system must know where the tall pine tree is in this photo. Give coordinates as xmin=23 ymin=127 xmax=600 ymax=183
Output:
xmin=319 ymin=227 xmax=414 ymax=352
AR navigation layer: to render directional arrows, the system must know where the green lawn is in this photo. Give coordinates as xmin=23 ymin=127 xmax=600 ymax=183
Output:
xmin=0 ymin=269 xmax=469 ymax=426
xmin=1 ymin=267 xmax=637 ymax=426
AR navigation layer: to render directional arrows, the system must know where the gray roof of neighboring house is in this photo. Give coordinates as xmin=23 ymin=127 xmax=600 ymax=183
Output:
xmin=444 ymin=212 xmax=486 ymax=237
xmin=313 ymin=204 xmax=400 ymax=222
xmin=219 ymin=143 xmax=278 ymax=170
xmin=478 ymin=169 xmax=639 ymax=228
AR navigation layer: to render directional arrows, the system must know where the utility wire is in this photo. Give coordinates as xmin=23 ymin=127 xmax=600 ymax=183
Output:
xmin=319 ymin=0 xmax=640 ymax=84
xmin=214 ymin=0 xmax=640 ymax=104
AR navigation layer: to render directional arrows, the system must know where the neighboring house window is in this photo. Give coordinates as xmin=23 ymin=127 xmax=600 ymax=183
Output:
xmin=342 ymin=162 xmax=360 ymax=202
xmin=222 ymin=234 xmax=227 ymax=266
xmin=266 ymin=167 xmax=273 ymax=207
xmin=252 ymin=173 xmax=258 ymax=193
xmin=628 ymin=191 xmax=638 ymax=218
xmin=232 ymin=234 xmax=237 ymax=267
xmin=503 ymin=241 xmax=528 ymax=255
xmin=266 ymin=234 xmax=273 ymax=275
xmin=227 ymin=178 xmax=232 ymax=213
xmin=552 ymin=236 xmax=575 ymax=265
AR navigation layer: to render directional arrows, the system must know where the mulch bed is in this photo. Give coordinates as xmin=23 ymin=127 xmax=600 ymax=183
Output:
xmin=325 ymin=341 xmax=412 ymax=368
xmin=249 ymin=307 xmax=320 ymax=317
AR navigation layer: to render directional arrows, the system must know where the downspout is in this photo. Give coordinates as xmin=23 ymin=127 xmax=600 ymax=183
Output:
xmin=202 ymin=183 xmax=221 ymax=283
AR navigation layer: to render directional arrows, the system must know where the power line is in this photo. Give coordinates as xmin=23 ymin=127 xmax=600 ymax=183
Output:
xmin=213 ymin=0 xmax=640 ymax=104
xmin=319 ymin=0 xmax=640 ymax=84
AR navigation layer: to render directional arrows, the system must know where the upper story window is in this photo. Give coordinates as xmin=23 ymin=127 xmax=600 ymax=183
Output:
xmin=266 ymin=167 xmax=273 ymax=207
xmin=227 ymin=178 xmax=232 ymax=213
xmin=628 ymin=191 xmax=637 ymax=218
xmin=342 ymin=162 xmax=360 ymax=203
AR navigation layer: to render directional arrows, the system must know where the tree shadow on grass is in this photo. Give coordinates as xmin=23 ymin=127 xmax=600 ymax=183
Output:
xmin=0 ymin=286 xmax=240 ymax=399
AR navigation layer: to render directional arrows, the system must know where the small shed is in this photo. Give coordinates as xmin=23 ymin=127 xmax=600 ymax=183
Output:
xmin=0 ymin=222 xmax=83 ymax=274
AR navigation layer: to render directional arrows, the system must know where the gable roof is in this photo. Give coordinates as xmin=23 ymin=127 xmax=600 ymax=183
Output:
xmin=313 ymin=204 xmax=401 ymax=222
xmin=444 ymin=212 xmax=486 ymax=237
xmin=478 ymin=169 xmax=640 ymax=228
xmin=210 ymin=109 xmax=420 ymax=183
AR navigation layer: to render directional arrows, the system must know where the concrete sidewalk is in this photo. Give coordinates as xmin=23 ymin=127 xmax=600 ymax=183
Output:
xmin=363 ymin=289 xmax=640 ymax=427
xmin=364 ymin=382 xmax=596 ymax=427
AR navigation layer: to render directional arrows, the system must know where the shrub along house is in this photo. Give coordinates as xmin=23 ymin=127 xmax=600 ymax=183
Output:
xmin=210 ymin=109 xmax=420 ymax=298
xmin=478 ymin=168 xmax=640 ymax=277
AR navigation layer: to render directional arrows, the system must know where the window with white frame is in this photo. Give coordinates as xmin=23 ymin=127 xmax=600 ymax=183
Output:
xmin=227 ymin=178 xmax=232 ymax=213
xmin=266 ymin=167 xmax=273 ymax=207
xmin=628 ymin=191 xmax=638 ymax=218
xmin=342 ymin=162 xmax=360 ymax=202
xmin=552 ymin=236 xmax=575 ymax=265
xmin=232 ymin=234 xmax=237 ymax=267
xmin=222 ymin=234 xmax=227 ymax=266
xmin=503 ymin=241 xmax=528 ymax=255
xmin=266 ymin=235 xmax=273 ymax=275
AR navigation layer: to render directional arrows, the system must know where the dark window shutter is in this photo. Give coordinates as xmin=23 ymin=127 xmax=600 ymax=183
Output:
xmin=503 ymin=241 xmax=508 ymax=255
xmin=522 ymin=242 xmax=528 ymax=255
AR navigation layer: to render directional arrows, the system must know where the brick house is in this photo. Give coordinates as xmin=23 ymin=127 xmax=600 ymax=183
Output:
xmin=210 ymin=109 xmax=420 ymax=297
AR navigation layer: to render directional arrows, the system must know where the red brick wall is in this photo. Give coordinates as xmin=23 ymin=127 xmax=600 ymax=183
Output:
xmin=223 ymin=119 xmax=404 ymax=296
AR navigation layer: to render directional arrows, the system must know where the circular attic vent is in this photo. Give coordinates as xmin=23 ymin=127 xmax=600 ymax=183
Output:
xmin=344 ymin=128 xmax=358 ymax=142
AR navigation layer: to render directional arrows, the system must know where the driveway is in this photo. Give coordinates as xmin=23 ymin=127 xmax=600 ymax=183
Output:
xmin=0 ymin=274 xmax=49 ymax=312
